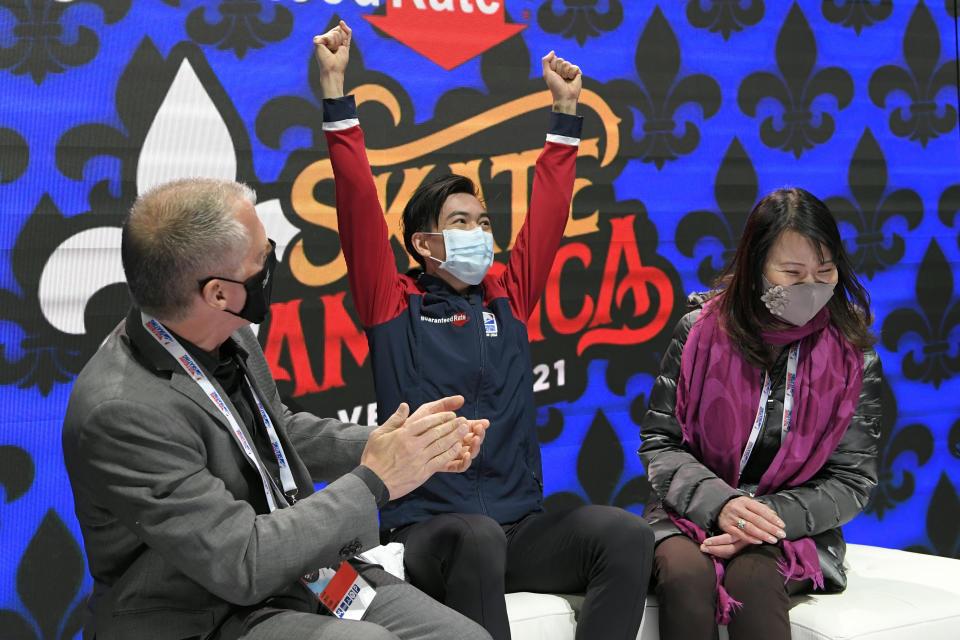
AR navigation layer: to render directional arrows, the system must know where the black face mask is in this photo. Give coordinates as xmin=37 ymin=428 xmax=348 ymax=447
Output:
xmin=199 ymin=239 xmax=277 ymax=324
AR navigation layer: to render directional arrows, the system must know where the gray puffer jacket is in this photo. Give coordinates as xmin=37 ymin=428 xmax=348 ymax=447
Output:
xmin=638 ymin=306 xmax=883 ymax=592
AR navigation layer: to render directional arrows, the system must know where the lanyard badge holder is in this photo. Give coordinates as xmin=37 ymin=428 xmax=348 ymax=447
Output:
xmin=301 ymin=562 xmax=377 ymax=620
xmin=142 ymin=313 xmax=376 ymax=617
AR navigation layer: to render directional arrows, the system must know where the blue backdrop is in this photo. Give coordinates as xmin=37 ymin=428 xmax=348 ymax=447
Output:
xmin=1 ymin=2 xmax=958 ymax=638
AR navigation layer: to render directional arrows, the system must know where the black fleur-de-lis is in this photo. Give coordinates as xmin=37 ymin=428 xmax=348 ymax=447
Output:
xmin=0 ymin=445 xmax=34 ymax=510
xmin=676 ymin=137 xmax=758 ymax=287
xmin=881 ymin=240 xmax=960 ymax=388
xmin=543 ymin=410 xmax=650 ymax=512
xmin=687 ymin=0 xmax=764 ymax=40
xmin=822 ymin=0 xmax=893 ymax=34
xmin=536 ymin=0 xmax=623 ymax=46
xmin=869 ymin=1 xmax=958 ymax=147
xmin=186 ymin=0 xmax=293 ymax=60
xmin=867 ymin=422 xmax=933 ymax=519
xmin=0 ymin=0 xmax=130 ymax=85
xmin=257 ymin=13 xmax=424 ymax=160
xmin=629 ymin=390 xmax=649 ymax=428
xmin=537 ymin=407 xmax=565 ymax=444
xmin=0 ymin=195 xmax=114 ymax=396
xmin=937 ymin=183 xmax=960 ymax=251
xmin=863 ymin=380 xmax=933 ymax=519
xmin=907 ymin=473 xmax=960 ymax=558
xmin=738 ymin=3 xmax=853 ymax=158
xmin=609 ymin=7 xmax=721 ymax=169
xmin=0 ymin=126 xmax=28 ymax=184
xmin=949 ymin=418 xmax=960 ymax=460
xmin=0 ymin=510 xmax=87 ymax=640
xmin=823 ymin=128 xmax=922 ymax=279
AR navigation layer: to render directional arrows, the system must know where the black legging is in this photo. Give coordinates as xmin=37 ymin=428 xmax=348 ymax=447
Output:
xmin=384 ymin=505 xmax=654 ymax=640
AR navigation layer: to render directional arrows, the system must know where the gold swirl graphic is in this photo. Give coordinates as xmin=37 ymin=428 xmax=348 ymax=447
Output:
xmin=356 ymin=89 xmax=620 ymax=167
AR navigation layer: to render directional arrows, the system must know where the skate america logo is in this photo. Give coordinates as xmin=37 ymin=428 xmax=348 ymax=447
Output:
xmin=420 ymin=312 xmax=469 ymax=326
xmin=272 ymin=441 xmax=288 ymax=467
xmin=209 ymin=390 xmax=233 ymax=417
xmin=178 ymin=354 xmax=204 ymax=381
xmin=267 ymin=41 xmax=676 ymax=397
xmin=145 ymin=319 xmax=175 ymax=346
xmin=363 ymin=0 xmax=525 ymax=70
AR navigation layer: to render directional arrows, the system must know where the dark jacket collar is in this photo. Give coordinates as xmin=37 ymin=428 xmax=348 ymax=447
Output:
xmin=413 ymin=270 xmax=484 ymax=305
xmin=124 ymin=306 xmax=248 ymax=376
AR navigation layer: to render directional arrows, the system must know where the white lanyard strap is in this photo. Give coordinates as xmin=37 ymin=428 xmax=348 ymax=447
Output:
xmin=245 ymin=378 xmax=298 ymax=501
xmin=141 ymin=313 xmax=298 ymax=510
xmin=738 ymin=342 xmax=801 ymax=479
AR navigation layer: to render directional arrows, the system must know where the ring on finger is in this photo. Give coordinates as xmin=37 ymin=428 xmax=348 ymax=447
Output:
xmin=736 ymin=518 xmax=747 ymax=530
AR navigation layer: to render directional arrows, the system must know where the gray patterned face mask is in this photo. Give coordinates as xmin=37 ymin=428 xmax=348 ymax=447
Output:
xmin=761 ymin=275 xmax=836 ymax=326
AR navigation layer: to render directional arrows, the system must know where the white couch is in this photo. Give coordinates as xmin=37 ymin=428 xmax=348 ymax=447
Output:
xmin=505 ymin=544 xmax=960 ymax=640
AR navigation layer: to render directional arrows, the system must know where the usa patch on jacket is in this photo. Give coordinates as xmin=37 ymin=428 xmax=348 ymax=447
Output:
xmin=483 ymin=312 xmax=498 ymax=337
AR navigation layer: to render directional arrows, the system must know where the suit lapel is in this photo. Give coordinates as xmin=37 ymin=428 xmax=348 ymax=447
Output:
xmin=126 ymin=308 xmax=282 ymax=503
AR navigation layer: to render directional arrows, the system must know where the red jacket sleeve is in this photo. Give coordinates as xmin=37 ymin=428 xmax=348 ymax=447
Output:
xmin=496 ymin=112 xmax=583 ymax=321
xmin=323 ymin=96 xmax=413 ymax=328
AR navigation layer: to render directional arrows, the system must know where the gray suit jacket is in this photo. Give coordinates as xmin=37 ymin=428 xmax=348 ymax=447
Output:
xmin=62 ymin=307 xmax=379 ymax=639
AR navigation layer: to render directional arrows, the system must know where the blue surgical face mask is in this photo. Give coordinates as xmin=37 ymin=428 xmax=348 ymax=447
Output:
xmin=426 ymin=227 xmax=494 ymax=285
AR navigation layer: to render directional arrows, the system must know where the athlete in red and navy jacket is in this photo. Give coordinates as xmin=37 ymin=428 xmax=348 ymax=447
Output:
xmin=324 ymin=98 xmax=579 ymax=532
xmin=325 ymin=100 xmax=576 ymax=530
xmin=316 ymin=21 xmax=653 ymax=640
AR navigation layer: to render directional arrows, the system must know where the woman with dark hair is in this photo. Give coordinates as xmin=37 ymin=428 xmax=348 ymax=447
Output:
xmin=639 ymin=188 xmax=883 ymax=640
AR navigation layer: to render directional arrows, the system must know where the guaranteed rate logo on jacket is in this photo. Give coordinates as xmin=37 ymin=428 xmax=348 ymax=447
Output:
xmin=257 ymin=20 xmax=684 ymax=425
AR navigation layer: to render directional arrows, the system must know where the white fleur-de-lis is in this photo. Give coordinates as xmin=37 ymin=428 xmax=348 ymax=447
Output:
xmin=137 ymin=60 xmax=237 ymax=191
xmin=39 ymin=58 xmax=299 ymax=336
xmin=39 ymin=227 xmax=124 ymax=335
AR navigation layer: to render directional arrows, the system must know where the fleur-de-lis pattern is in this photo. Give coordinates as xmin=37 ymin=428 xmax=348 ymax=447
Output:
xmin=949 ymin=419 xmax=960 ymax=460
xmin=937 ymin=183 xmax=960 ymax=250
xmin=607 ymin=7 xmax=721 ymax=169
xmin=881 ymin=241 xmax=960 ymax=389
xmin=0 ymin=445 xmax=34 ymax=506
xmin=738 ymin=3 xmax=854 ymax=157
xmin=824 ymin=128 xmax=923 ymax=279
xmin=906 ymin=473 xmax=960 ymax=558
xmin=543 ymin=409 xmax=650 ymax=513
xmin=686 ymin=0 xmax=764 ymax=40
xmin=864 ymin=381 xmax=933 ymax=520
xmin=0 ymin=196 xmax=108 ymax=396
xmin=536 ymin=0 xmax=623 ymax=46
xmin=186 ymin=0 xmax=293 ymax=60
xmin=0 ymin=0 xmax=131 ymax=84
xmin=0 ymin=510 xmax=87 ymax=639
xmin=0 ymin=127 xmax=28 ymax=184
xmin=821 ymin=0 xmax=893 ymax=35
xmin=675 ymin=137 xmax=758 ymax=287
xmin=869 ymin=1 xmax=958 ymax=147
xmin=3 ymin=3 xmax=960 ymax=634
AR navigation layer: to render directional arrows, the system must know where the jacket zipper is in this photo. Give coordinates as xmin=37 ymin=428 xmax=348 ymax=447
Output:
xmin=471 ymin=297 xmax=488 ymax=515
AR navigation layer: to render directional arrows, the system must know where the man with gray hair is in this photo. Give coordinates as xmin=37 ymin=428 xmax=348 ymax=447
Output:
xmin=62 ymin=177 xmax=492 ymax=640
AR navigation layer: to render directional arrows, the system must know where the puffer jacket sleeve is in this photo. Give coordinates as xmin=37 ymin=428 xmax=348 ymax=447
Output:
xmin=753 ymin=349 xmax=882 ymax=539
xmin=638 ymin=309 xmax=742 ymax=532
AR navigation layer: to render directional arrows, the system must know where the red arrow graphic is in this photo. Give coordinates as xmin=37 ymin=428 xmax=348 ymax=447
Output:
xmin=364 ymin=1 xmax=526 ymax=70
